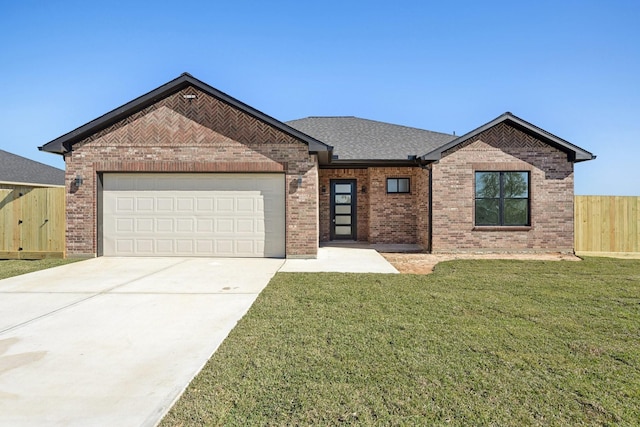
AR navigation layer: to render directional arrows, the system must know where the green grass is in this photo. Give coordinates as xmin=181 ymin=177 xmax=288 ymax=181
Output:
xmin=161 ymin=257 xmax=640 ymax=426
xmin=0 ymin=258 xmax=81 ymax=280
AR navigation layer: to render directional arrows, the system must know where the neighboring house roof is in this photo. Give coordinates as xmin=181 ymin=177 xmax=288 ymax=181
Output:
xmin=421 ymin=112 xmax=596 ymax=163
xmin=39 ymin=73 xmax=332 ymax=158
xmin=286 ymin=116 xmax=457 ymax=161
xmin=0 ymin=149 xmax=65 ymax=186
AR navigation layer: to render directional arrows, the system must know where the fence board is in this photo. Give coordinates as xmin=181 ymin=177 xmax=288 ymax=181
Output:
xmin=0 ymin=186 xmax=65 ymax=259
xmin=575 ymin=196 xmax=640 ymax=253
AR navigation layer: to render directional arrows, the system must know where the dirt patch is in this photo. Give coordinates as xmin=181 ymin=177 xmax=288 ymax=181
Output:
xmin=382 ymin=252 xmax=581 ymax=274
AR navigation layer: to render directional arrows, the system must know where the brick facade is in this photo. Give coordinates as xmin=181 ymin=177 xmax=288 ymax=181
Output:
xmin=64 ymin=86 xmax=319 ymax=258
xmin=430 ymin=122 xmax=574 ymax=252
xmin=368 ymin=167 xmax=424 ymax=245
xmin=318 ymin=123 xmax=575 ymax=253
xmin=57 ymin=77 xmax=580 ymax=256
xmin=318 ymin=167 xmax=430 ymax=246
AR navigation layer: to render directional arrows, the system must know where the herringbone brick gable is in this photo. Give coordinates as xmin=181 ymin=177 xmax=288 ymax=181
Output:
xmin=76 ymin=87 xmax=302 ymax=151
xmin=443 ymin=122 xmax=547 ymax=157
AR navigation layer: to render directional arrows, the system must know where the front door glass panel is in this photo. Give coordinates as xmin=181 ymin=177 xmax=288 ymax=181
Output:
xmin=331 ymin=180 xmax=356 ymax=240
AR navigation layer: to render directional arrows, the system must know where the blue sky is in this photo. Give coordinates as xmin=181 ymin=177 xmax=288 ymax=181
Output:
xmin=1 ymin=0 xmax=638 ymax=195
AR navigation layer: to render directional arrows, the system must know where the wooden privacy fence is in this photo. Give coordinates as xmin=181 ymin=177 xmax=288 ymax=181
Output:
xmin=575 ymin=196 xmax=640 ymax=253
xmin=0 ymin=186 xmax=65 ymax=259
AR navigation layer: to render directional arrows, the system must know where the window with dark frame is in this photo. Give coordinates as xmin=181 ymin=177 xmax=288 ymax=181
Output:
xmin=475 ymin=171 xmax=530 ymax=226
xmin=387 ymin=178 xmax=410 ymax=194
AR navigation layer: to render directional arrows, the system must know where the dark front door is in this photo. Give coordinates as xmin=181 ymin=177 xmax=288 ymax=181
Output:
xmin=330 ymin=180 xmax=357 ymax=240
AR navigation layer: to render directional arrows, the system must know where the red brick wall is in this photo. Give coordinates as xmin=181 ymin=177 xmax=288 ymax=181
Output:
xmin=368 ymin=167 xmax=420 ymax=244
xmin=431 ymin=122 xmax=575 ymax=252
xmin=318 ymin=167 xmax=429 ymax=246
xmin=63 ymin=86 xmax=319 ymax=258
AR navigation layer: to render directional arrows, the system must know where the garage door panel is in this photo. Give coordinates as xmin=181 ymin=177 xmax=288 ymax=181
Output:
xmin=215 ymin=240 xmax=233 ymax=255
xmin=115 ymin=239 xmax=134 ymax=254
xmin=196 ymin=198 xmax=214 ymax=212
xmin=215 ymin=218 xmax=234 ymax=233
xmin=136 ymin=219 xmax=153 ymax=232
xmin=216 ymin=198 xmax=234 ymax=212
xmin=196 ymin=240 xmax=214 ymax=253
xmin=196 ymin=219 xmax=213 ymax=232
xmin=176 ymin=240 xmax=193 ymax=253
xmin=177 ymin=198 xmax=194 ymax=211
xmin=116 ymin=197 xmax=134 ymax=212
xmin=135 ymin=240 xmax=153 ymax=253
xmin=236 ymin=219 xmax=255 ymax=233
xmin=236 ymin=240 xmax=255 ymax=256
xmin=176 ymin=219 xmax=194 ymax=232
xmin=157 ymin=198 xmax=174 ymax=211
xmin=116 ymin=218 xmax=134 ymax=232
xmin=156 ymin=240 xmax=173 ymax=253
xmin=137 ymin=198 xmax=154 ymax=211
xmin=156 ymin=219 xmax=174 ymax=232
xmin=236 ymin=198 xmax=255 ymax=212
xmin=102 ymin=173 xmax=285 ymax=257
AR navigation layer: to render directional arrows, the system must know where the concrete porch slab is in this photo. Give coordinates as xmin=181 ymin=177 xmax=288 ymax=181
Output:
xmin=320 ymin=242 xmax=424 ymax=253
xmin=281 ymin=246 xmax=399 ymax=273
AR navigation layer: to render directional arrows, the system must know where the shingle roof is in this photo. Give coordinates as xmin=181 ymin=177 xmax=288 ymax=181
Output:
xmin=286 ymin=116 xmax=456 ymax=161
xmin=0 ymin=150 xmax=65 ymax=186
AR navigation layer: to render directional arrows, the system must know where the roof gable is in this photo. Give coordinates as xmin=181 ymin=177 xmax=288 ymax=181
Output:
xmin=39 ymin=73 xmax=331 ymax=156
xmin=421 ymin=112 xmax=595 ymax=163
xmin=0 ymin=150 xmax=65 ymax=186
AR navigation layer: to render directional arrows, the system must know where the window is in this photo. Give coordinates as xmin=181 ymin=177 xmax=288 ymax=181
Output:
xmin=387 ymin=178 xmax=410 ymax=193
xmin=475 ymin=171 xmax=530 ymax=226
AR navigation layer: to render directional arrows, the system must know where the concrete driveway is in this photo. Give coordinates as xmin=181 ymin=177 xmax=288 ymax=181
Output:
xmin=0 ymin=257 xmax=284 ymax=427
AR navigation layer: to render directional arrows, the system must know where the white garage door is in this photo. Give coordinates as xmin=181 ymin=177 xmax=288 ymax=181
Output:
xmin=102 ymin=173 xmax=285 ymax=257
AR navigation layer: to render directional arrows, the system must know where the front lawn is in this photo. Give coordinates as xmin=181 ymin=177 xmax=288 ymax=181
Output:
xmin=0 ymin=259 xmax=80 ymax=280
xmin=161 ymin=257 xmax=640 ymax=426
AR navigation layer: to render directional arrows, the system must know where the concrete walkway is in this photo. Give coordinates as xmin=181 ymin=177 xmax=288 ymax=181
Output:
xmin=0 ymin=257 xmax=284 ymax=427
xmin=280 ymin=247 xmax=399 ymax=273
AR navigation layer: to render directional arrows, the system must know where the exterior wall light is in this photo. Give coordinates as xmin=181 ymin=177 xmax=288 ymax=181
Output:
xmin=75 ymin=175 xmax=83 ymax=187
xmin=297 ymin=175 xmax=303 ymax=186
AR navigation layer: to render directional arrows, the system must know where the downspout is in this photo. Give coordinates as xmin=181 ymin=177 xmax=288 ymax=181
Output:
xmin=417 ymin=157 xmax=434 ymax=254
xmin=428 ymin=164 xmax=433 ymax=253
xmin=97 ymin=173 xmax=104 ymax=257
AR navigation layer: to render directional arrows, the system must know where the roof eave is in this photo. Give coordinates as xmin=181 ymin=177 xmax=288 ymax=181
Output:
xmin=321 ymin=158 xmax=423 ymax=169
xmin=575 ymin=152 xmax=597 ymax=162
xmin=39 ymin=73 xmax=332 ymax=155
xmin=0 ymin=180 xmax=65 ymax=188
